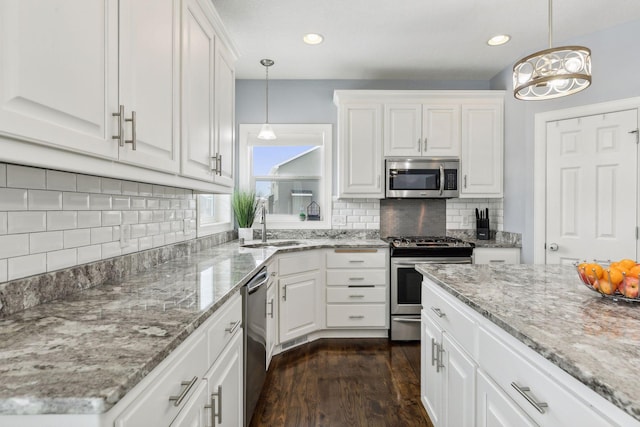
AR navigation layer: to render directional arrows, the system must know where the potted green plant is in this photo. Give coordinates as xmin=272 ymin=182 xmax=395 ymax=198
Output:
xmin=232 ymin=191 xmax=259 ymax=241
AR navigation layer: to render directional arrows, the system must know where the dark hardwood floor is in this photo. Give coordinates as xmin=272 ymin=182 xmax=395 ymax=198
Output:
xmin=249 ymin=338 xmax=434 ymax=427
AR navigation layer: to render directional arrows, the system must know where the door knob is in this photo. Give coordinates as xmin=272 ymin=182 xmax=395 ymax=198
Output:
xmin=548 ymin=243 xmax=559 ymax=251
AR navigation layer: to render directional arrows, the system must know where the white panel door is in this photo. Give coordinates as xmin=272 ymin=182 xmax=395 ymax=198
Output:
xmin=442 ymin=334 xmax=475 ymax=427
xmin=279 ymin=271 xmax=321 ymax=342
xmin=181 ymin=0 xmax=215 ymax=181
xmin=338 ymin=103 xmax=384 ymax=198
xmin=119 ymin=0 xmax=180 ymax=173
xmin=0 ymin=0 xmax=118 ymax=158
xmin=422 ymin=104 xmax=461 ymax=157
xmin=421 ymin=312 xmax=443 ymax=427
xmin=546 ymin=110 xmax=638 ymax=265
xmin=476 ymin=370 xmax=538 ymax=427
xmin=205 ymin=331 xmax=243 ymax=427
xmin=383 ymin=104 xmax=422 ymax=156
xmin=214 ymin=39 xmax=235 ymax=188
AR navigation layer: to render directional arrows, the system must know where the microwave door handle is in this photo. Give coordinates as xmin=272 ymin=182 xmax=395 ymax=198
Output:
xmin=439 ymin=164 xmax=445 ymax=195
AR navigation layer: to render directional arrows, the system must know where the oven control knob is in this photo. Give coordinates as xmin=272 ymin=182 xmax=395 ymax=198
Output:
xmin=548 ymin=243 xmax=559 ymax=251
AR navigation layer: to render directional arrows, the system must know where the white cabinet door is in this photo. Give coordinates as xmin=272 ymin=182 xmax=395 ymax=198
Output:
xmin=180 ymin=0 xmax=216 ymax=182
xmin=384 ymin=104 xmax=422 ymax=156
xmin=421 ymin=312 xmax=443 ymax=427
xmin=442 ymin=334 xmax=475 ymax=427
xmin=337 ymin=103 xmax=384 ymax=198
xmin=266 ymin=280 xmax=277 ymax=367
xmin=118 ymin=0 xmax=180 ymax=173
xmin=279 ymin=270 xmax=322 ymax=343
xmin=473 ymin=248 xmax=521 ymax=265
xmin=460 ymin=102 xmax=503 ymax=197
xmin=477 ymin=370 xmax=538 ymax=427
xmin=205 ymin=331 xmax=243 ymax=427
xmin=0 ymin=0 xmax=119 ymax=159
xmin=213 ymin=39 xmax=235 ymax=188
xmin=422 ymin=104 xmax=461 ymax=157
xmin=170 ymin=380 xmax=208 ymax=427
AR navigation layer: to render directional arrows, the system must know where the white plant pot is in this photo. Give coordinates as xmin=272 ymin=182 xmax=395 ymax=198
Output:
xmin=238 ymin=228 xmax=254 ymax=241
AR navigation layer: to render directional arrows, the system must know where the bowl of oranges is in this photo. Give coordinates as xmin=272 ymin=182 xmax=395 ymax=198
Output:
xmin=576 ymin=259 xmax=640 ymax=302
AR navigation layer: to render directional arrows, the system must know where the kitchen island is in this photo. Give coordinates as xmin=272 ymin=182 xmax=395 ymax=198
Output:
xmin=417 ymin=263 xmax=640 ymax=426
xmin=0 ymin=238 xmax=386 ymax=422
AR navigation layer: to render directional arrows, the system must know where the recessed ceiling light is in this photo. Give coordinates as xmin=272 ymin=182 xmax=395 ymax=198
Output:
xmin=303 ymin=33 xmax=324 ymax=45
xmin=487 ymin=34 xmax=511 ymax=46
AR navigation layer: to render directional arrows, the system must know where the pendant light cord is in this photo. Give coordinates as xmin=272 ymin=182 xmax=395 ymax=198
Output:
xmin=265 ymin=65 xmax=269 ymax=123
xmin=548 ymin=0 xmax=553 ymax=49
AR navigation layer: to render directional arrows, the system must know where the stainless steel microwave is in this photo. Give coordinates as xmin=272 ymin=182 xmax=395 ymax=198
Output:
xmin=385 ymin=159 xmax=459 ymax=198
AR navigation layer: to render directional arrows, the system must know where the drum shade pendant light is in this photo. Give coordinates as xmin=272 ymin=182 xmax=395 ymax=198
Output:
xmin=257 ymin=59 xmax=276 ymax=140
xmin=513 ymin=0 xmax=591 ymax=100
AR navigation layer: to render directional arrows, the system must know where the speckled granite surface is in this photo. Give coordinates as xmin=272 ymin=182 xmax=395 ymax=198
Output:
xmin=416 ymin=263 xmax=640 ymax=422
xmin=447 ymin=229 xmax=522 ymax=248
xmin=0 ymin=238 xmax=387 ymax=415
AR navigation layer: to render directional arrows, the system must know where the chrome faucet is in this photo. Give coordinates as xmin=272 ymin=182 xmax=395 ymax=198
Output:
xmin=260 ymin=201 xmax=267 ymax=242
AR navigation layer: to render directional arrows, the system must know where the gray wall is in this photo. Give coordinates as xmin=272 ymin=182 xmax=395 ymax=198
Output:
xmin=490 ymin=19 xmax=640 ymax=263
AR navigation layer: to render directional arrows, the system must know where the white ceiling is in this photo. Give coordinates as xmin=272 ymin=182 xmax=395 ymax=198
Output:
xmin=212 ymin=0 xmax=640 ymax=80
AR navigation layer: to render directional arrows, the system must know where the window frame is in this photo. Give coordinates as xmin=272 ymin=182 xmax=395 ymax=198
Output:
xmin=238 ymin=124 xmax=333 ymax=229
xmin=196 ymin=193 xmax=233 ymax=237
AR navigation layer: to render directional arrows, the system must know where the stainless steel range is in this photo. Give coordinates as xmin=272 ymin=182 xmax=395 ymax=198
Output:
xmin=389 ymin=236 xmax=474 ymax=341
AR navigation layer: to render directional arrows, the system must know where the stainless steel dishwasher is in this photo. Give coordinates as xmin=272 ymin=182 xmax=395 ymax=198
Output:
xmin=242 ymin=267 xmax=268 ymax=426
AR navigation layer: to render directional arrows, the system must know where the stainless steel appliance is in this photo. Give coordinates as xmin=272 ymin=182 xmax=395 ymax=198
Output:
xmin=389 ymin=236 xmax=473 ymax=340
xmin=386 ymin=158 xmax=459 ymax=198
xmin=243 ymin=267 xmax=268 ymax=426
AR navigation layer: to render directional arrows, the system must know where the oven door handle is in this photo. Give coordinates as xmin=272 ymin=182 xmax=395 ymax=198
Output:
xmin=392 ymin=317 xmax=422 ymax=323
xmin=394 ymin=263 xmax=422 ymax=268
xmin=439 ymin=163 xmax=445 ymax=195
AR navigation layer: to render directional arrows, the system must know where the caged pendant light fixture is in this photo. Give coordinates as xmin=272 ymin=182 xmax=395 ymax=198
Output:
xmin=513 ymin=0 xmax=591 ymax=100
xmin=257 ymin=59 xmax=276 ymax=140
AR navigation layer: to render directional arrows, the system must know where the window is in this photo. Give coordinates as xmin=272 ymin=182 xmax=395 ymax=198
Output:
xmin=239 ymin=124 xmax=332 ymax=229
xmin=197 ymin=194 xmax=232 ymax=236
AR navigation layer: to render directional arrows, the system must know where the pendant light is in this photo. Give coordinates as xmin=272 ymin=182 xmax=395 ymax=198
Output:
xmin=513 ymin=0 xmax=591 ymax=100
xmin=257 ymin=59 xmax=276 ymax=140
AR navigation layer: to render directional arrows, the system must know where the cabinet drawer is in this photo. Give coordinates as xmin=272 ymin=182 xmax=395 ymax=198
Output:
xmin=204 ymin=292 xmax=242 ymax=366
xmin=115 ymin=333 xmax=207 ymax=427
xmin=478 ymin=327 xmax=614 ymax=427
xmin=278 ymin=251 xmax=321 ymax=276
xmin=326 ymin=269 xmax=387 ymax=286
xmin=327 ymin=287 xmax=387 ymax=303
xmin=422 ymin=280 xmax=477 ymax=357
xmin=473 ymin=248 xmax=521 ymax=264
xmin=326 ymin=248 xmax=387 ymax=269
xmin=326 ymin=304 xmax=387 ymax=328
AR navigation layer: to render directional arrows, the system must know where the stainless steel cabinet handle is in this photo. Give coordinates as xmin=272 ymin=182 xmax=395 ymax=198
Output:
xmin=282 ymin=285 xmax=287 ymax=301
xmin=431 ymin=338 xmax=437 ymax=367
xmin=437 ymin=345 xmax=445 ymax=372
xmin=424 ymin=137 xmax=427 ymax=152
xmin=464 ymin=174 xmax=467 ymax=188
xmin=511 ymin=382 xmax=548 ymax=414
xmin=217 ymin=154 xmax=222 ymax=176
xmin=206 ymin=385 xmax=222 ymax=425
xmin=125 ymin=110 xmax=137 ymax=150
xmin=348 ymin=277 xmax=365 ymax=281
xmin=211 ymin=154 xmax=218 ymax=173
xmin=349 ymin=315 xmax=365 ymax=319
xmin=431 ymin=307 xmax=445 ymax=318
xmin=112 ymin=104 xmax=125 ymax=147
xmin=225 ymin=320 xmax=241 ymax=335
xmin=268 ymin=299 xmax=274 ymax=318
xmin=348 ymin=294 xmax=365 ymax=298
xmin=169 ymin=376 xmax=198 ymax=407
xmin=439 ymin=164 xmax=445 ymax=195
xmin=489 ymin=260 xmax=506 ymax=263
xmin=348 ymin=260 xmax=365 ymax=263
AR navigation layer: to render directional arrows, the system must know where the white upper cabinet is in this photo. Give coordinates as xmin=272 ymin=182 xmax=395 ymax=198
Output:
xmin=384 ymin=103 xmax=460 ymax=157
xmin=213 ymin=38 xmax=235 ymax=188
xmin=118 ymin=0 xmax=180 ymax=173
xmin=0 ymin=0 xmax=119 ymax=158
xmin=460 ymin=99 xmax=503 ymax=198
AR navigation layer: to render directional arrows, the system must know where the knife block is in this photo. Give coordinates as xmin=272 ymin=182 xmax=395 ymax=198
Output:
xmin=476 ymin=218 xmax=490 ymax=240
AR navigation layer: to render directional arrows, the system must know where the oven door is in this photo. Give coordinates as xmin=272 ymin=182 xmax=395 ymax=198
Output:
xmin=390 ymin=256 xmax=471 ymax=315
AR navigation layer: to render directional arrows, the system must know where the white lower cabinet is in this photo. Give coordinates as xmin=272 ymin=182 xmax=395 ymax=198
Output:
xmin=421 ymin=312 xmax=443 ymax=427
xmin=266 ymin=272 xmax=277 ymax=367
xmin=169 ymin=381 xmax=210 ymax=427
xmin=476 ymin=370 xmax=537 ymax=427
xmin=473 ymin=247 xmax=521 ymax=264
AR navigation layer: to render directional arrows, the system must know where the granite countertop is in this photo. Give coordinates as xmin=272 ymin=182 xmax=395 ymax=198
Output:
xmin=466 ymin=238 xmax=521 ymax=248
xmin=0 ymin=239 xmax=387 ymax=416
xmin=416 ymin=264 xmax=640 ymax=422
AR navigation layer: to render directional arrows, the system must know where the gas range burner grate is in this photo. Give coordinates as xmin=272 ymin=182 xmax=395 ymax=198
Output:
xmin=388 ymin=236 xmax=474 ymax=258
xmin=388 ymin=236 xmax=472 ymax=248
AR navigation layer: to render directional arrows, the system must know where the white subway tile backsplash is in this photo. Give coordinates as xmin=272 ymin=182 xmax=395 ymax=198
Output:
xmin=89 ymin=194 xmax=112 ymax=210
xmin=101 ymin=241 xmax=121 ymax=259
xmin=91 ymin=227 xmax=113 ymax=245
xmin=63 ymin=192 xmax=90 ymax=210
xmin=0 ymin=212 xmax=6 ymax=234
xmin=147 ymin=199 xmax=159 ymax=209
xmin=30 ymin=231 xmax=64 ymax=254
xmin=122 ymin=239 xmax=139 ymax=255
xmin=139 ymin=211 xmax=153 ymax=223
xmin=160 ymin=222 xmax=171 ymax=233
xmin=7 ymin=165 xmax=46 ymax=189
xmin=47 ymin=248 xmax=77 ymax=271
xmin=102 ymin=211 xmax=122 ymax=226
xmin=122 ymin=211 xmax=138 ymax=225
xmin=28 ymin=190 xmax=63 ymax=210
xmin=131 ymin=197 xmax=146 ymax=209
xmin=8 ymin=253 xmax=46 ymax=280
xmin=47 ymin=211 xmax=77 ymax=231
xmin=146 ymin=223 xmax=160 ymax=236
xmin=63 ymin=229 xmax=91 ymax=248
xmin=0 ymin=188 xmax=28 ymax=211
xmin=160 ymin=199 xmax=171 ymax=209
xmin=165 ymin=232 xmax=176 ymax=245
xmin=139 ymin=236 xmax=153 ymax=250
xmin=121 ymin=181 xmax=139 ymax=196
xmin=47 ymin=170 xmax=76 ymax=191
xmin=130 ymin=224 xmax=146 ymax=239
xmin=0 ymin=259 xmax=6 ymax=282
xmin=77 ymin=245 xmax=101 ymax=264
xmin=101 ymin=178 xmax=122 ymax=195
xmin=138 ymin=183 xmax=152 ymax=197
xmin=152 ymin=234 xmax=165 ymax=248
xmin=152 ymin=185 xmax=165 ymax=197
xmin=8 ymin=212 xmax=46 ymax=234
xmin=0 ymin=234 xmax=29 ymax=258
xmin=152 ymin=210 xmax=164 ymax=222
xmin=78 ymin=211 xmax=102 ymax=228
xmin=0 ymin=164 xmax=5 ymax=187
xmin=112 ymin=226 xmax=120 ymax=241
xmin=77 ymin=175 xmax=101 ymax=193
xmin=112 ymin=196 xmax=130 ymax=210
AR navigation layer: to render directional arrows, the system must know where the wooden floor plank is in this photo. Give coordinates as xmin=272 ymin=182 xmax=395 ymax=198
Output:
xmin=250 ymin=338 xmax=434 ymax=427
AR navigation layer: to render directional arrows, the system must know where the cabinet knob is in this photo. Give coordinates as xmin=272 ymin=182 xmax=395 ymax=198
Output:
xmin=548 ymin=243 xmax=559 ymax=251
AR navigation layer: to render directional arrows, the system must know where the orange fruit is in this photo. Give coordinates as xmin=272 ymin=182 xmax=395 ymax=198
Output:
xmin=618 ymin=259 xmax=637 ymax=270
xmin=605 ymin=268 xmax=624 ymax=287
xmin=588 ymin=263 xmax=604 ymax=279
xmin=627 ymin=264 xmax=640 ymax=279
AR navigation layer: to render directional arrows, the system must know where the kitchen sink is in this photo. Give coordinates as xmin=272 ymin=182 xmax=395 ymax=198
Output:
xmin=241 ymin=240 xmax=304 ymax=248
